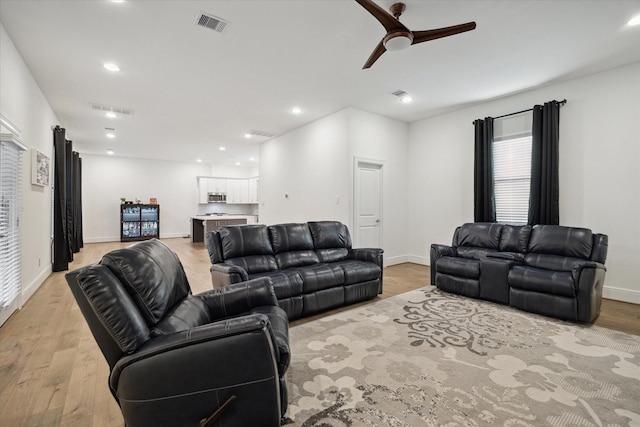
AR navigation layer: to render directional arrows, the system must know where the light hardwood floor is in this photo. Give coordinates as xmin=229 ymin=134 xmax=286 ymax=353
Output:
xmin=1 ymin=238 xmax=637 ymax=426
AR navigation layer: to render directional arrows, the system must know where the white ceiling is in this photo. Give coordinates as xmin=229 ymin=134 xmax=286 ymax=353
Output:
xmin=1 ymin=0 xmax=639 ymax=167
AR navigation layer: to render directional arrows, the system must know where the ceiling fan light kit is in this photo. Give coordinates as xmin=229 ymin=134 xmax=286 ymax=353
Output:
xmin=355 ymin=0 xmax=476 ymax=69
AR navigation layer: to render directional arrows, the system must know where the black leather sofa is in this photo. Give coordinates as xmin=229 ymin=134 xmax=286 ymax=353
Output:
xmin=66 ymin=239 xmax=290 ymax=427
xmin=431 ymin=223 xmax=608 ymax=323
xmin=206 ymin=221 xmax=384 ymax=320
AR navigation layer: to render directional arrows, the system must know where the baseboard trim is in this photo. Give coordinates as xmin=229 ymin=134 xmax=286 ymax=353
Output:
xmin=84 ymin=233 xmax=188 ymax=244
xmin=603 ymin=285 xmax=640 ymax=304
xmin=385 ymin=255 xmax=409 ymax=266
xmin=21 ymin=265 xmax=52 ymax=306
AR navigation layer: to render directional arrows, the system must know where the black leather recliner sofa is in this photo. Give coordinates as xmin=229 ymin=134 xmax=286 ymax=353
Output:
xmin=431 ymin=223 xmax=608 ymax=323
xmin=66 ymin=239 xmax=290 ymax=427
xmin=206 ymin=221 xmax=384 ymax=320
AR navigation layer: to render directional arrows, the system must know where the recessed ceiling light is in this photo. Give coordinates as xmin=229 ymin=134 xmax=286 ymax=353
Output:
xmin=628 ymin=15 xmax=640 ymax=26
xmin=219 ymin=146 xmax=226 ymax=151
xmin=106 ymin=133 xmax=115 ymax=139
xmin=106 ymin=149 xmax=115 ymax=155
xmin=244 ymin=133 xmax=252 ymax=139
xmin=401 ymin=95 xmax=413 ymax=104
xmin=249 ymin=157 xmax=255 ymax=161
xmin=291 ymin=107 xmax=302 ymax=115
xmin=235 ymin=162 xmax=241 ymax=166
xmin=103 ymin=63 xmax=120 ymax=72
xmin=105 ymin=111 xmax=117 ymax=119
xmin=196 ymin=159 xmax=202 ymax=163
xmin=111 ymin=0 xmax=125 ymax=3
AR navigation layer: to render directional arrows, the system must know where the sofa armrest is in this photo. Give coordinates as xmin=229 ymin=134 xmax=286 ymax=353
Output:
xmin=571 ymin=261 xmax=607 ymax=323
xmin=197 ymin=277 xmax=278 ymax=319
xmin=111 ymin=314 xmax=282 ymax=427
xmin=210 ymin=263 xmax=249 ymax=288
xmin=430 ymin=244 xmax=456 ymax=285
xmin=350 ymin=247 xmax=384 ymax=267
xmin=486 ymin=252 xmax=525 ymax=263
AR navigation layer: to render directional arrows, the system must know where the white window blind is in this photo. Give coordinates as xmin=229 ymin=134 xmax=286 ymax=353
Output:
xmin=493 ymin=134 xmax=532 ymax=224
xmin=0 ymin=135 xmax=26 ymax=309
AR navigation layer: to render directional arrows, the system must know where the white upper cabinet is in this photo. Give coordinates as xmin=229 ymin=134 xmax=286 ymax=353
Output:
xmin=198 ymin=176 xmax=258 ymax=204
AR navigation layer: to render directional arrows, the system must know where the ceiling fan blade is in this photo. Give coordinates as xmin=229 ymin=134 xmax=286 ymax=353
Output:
xmin=363 ymin=40 xmax=387 ymax=69
xmin=411 ymin=22 xmax=476 ymax=44
xmin=354 ymin=0 xmax=409 ymax=33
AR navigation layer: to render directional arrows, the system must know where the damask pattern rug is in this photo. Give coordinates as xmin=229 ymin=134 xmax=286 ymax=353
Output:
xmin=284 ymin=287 xmax=640 ymax=426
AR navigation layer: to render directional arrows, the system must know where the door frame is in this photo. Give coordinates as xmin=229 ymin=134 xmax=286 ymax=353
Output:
xmin=352 ymin=157 xmax=384 ymax=248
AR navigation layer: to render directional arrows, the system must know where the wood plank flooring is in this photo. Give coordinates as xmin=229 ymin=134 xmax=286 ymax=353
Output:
xmin=1 ymin=238 xmax=637 ymax=426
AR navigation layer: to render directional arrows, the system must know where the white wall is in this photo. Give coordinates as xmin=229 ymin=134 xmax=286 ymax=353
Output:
xmin=408 ymin=62 xmax=640 ymax=303
xmin=82 ymin=154 xmax=210 ymax=242
xmin=0 ymin=22 xmax=58 ymax=308
xmin=259 ymin=108 xmax=409 ymax=265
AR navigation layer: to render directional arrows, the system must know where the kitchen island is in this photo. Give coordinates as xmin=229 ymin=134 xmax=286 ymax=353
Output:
xmin=190 ymin=215 xmax=257 ymax=243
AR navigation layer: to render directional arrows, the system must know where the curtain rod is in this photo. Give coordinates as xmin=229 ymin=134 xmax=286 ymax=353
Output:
xmin=472 ymin=99 xmax=566 ymax=124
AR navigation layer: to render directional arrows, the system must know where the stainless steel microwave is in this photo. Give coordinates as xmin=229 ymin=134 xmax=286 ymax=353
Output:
xmin=208 ymin=193 xmax=227 ymax=203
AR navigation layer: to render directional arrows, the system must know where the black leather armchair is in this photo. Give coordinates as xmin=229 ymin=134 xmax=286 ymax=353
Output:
xmin=66 ymin=239 xmax=290 ymax=427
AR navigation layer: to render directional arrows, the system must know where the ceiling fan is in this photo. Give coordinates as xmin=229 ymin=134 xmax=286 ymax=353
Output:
xmin=355 ymin=0 xmax=476 ymax=69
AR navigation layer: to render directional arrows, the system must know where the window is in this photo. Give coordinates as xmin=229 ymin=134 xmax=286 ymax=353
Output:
xmin=492 ymin=133 xmax=532 ymax=224
xmin=0 ymin=133 xmax=26 ymax=316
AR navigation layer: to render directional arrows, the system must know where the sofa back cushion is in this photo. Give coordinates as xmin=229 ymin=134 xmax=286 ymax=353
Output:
xmin=100 ymin=239 xmax=191 ymax=327
xmin=308 ymin=221 xmax=352 ymax=262
xmin=219 ymin=225 xmax=277 ymax=274
xmin=528 ymin=225 xmax=593 ymax=259
xmin=269 ymin=223 xmax=320 ymax=268
xmin=590 ymin=234 xmax=608 ymax=264
xmin=75 ymin=265 xmax=151 ymax=357
xmin=499 ymin=225 xmax=532 ymax=253
xmin=455 ymin=223 xmax=502 ymax=249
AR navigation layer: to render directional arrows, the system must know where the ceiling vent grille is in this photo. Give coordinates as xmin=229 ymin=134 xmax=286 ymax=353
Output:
xmin=90 ymin=102 xmax=135 ymax=116
xmin=391 ymin=90 xmax=408 ymax=98
xmin=196 ymin=12 xmax=229 ymax=33
xmin=246 ymin=130 xmax=278 ymax=139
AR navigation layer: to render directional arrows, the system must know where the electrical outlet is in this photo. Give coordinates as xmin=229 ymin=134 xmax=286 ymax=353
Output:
xmin=38 ymin=258 xmax=41 ymax=267
xmin=336 ymin=196 xmax=340 ymax=204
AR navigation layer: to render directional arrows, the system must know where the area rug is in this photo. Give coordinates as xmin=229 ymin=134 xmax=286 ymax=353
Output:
xmin=284 ymin=287 xmax=640 ymax=426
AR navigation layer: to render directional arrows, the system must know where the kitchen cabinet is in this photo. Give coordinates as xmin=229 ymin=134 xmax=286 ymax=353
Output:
xmin=197 ymin=177 xmax=209 ymax=204
xmin=248 ymin=177 xmax=259 ymax=203
xmin=208 ymin=178 xmax=227 ymax=194
xmin=121 ymin=204 xmax=159 ymax=242
xmin=190 ymin=216 xmax=249 ymax=243
xmin=226 ymin=179 xmax=249 ymax=204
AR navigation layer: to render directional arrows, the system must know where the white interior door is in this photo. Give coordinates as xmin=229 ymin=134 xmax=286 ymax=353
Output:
xmin=354 ymin=160 xmax=382 ymax=248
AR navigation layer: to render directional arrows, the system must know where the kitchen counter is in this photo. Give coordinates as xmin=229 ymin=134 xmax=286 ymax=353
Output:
xmin=190 ymin=215 xmax=257 ymax=243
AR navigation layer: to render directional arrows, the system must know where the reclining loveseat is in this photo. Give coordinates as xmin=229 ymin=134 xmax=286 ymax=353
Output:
xmin=430 ymin=223 xmax=608 ymax=323
xmin=206 ymin=221 xmax=383 ymax=320
xmin=66 ymin=239 xmax=289 ymax=427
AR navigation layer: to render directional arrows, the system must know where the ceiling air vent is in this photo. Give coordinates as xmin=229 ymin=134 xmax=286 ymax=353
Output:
xmin=90 ymin=102 xmax=135 ymax=116
xmin=246 ymin=130 xmax=278 ymax=139
xmin=391 ymin=90 xmax=408 ymax=98
xmin=196 ymin=12 xmax=229 ymax=33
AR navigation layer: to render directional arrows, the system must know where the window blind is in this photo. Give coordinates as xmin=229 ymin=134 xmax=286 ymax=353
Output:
xmin=493 ymin=134 xmax=532 ymax=224
xmin=0 ymin=136 xmax=26 ymax=309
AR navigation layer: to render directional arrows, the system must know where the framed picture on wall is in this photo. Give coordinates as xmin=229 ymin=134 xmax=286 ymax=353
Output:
xmin=31 ymin=148 xmax=50 ymax=186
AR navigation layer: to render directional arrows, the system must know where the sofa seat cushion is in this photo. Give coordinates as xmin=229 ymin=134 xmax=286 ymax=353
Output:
xmin=249 ymin=270 xmax=303 ymax=300
xmin=226 ymin=255 xmax=278 ymax=275
xmin=151 ymin=295 xmax=211 ymax=337
xmin=524 ymin=254 xmax=589 ymax=272
xmin=508 ymin=265 xmax=575 ymax=297
xmin=332 ymin=260 xmax=381 ymax=285
xmin=455 ymin=247 xmax=498 ymax=260
xmin=296 ymin=263 xmax=345 ymax=293
xmin=276 ymin=250 xmax=320 ymax=269
xmin=437 ymin=256 xmax=480 ymax=279
xmin=316 ymin=248 xmax=349 ymax=263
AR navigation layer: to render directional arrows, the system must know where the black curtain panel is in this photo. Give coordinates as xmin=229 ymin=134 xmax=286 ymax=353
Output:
xmin=52 ymin=127 xmax=83 ymax=272
xmin=473 ymin=117 xmax=496 ymax=222
xmin=529 ymin=101 xmax=561 ymax=225
xmin=52 ymin=126 xmax=69 ymax=272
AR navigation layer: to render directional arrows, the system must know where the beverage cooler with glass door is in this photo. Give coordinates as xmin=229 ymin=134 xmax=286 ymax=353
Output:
xmin=120 ymin=203 xmax=160 ymax=242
